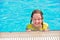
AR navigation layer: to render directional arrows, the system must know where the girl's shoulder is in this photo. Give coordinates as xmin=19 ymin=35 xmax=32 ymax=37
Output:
xmin=43 ymin=22 xmax=48 ymax=30
xmin=27 ymin=24 xmax=32 ymax=27
xmin=43 ymin=22 xmax=48 ymax=26
xmin=26 ymin=24 xmax=32 ymax=29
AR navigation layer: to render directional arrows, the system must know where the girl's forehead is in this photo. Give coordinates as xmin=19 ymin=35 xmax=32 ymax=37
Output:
xmin=33 ymin=13 xmax=42 ymax=18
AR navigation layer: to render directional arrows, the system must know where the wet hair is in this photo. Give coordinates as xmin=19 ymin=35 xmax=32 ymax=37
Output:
xmin=30 ymin=10 xmax=43 ymax=28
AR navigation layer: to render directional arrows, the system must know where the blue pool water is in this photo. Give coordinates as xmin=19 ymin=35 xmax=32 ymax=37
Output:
xmin=0 ymin=0 xmax=60 ymax=32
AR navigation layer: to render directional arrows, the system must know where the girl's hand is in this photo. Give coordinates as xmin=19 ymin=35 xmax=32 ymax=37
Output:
xmin=26 ymin=29 xmax=31 ymax=32
xmin=43 ymin=29 xmax=49 ymax=32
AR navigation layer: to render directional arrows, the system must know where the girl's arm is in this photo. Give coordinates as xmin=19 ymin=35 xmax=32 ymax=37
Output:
xmin=43 ymin=22 xmax=49 ymax=32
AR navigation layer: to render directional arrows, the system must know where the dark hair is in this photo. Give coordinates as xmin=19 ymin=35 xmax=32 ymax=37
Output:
xmin=30 ymin=10 xmax=43 ymax=28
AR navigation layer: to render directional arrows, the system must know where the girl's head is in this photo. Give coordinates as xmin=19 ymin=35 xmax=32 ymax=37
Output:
xmin=30 ymin=10 xmax=43 ymax=27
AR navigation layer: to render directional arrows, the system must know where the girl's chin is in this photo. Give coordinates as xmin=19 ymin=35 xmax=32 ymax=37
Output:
xmin=34 ymin=25 xmax=39 ymax=27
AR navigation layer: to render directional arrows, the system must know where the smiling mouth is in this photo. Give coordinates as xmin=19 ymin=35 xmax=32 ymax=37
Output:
xmin=35 ymin=24 xmax=38 ymax=25
xmin=35 ymin=23 xmax=40 ymax=25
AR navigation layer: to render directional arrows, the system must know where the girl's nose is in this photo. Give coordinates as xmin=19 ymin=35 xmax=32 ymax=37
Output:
xmin=36 ymin=20 xmax=39 ymax=23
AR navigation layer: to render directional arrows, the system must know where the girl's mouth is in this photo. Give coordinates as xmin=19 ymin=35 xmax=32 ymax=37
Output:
xmin=35 ymin=22 xmax=40 ymax=25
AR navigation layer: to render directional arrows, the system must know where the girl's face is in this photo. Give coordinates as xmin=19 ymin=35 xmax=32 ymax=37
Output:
xmin=32 ymin=13 xmax=42 ymax=27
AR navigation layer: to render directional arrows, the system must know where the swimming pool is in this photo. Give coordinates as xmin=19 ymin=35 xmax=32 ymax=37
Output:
xmin=0 ymin=0 xmax=60 ymax=32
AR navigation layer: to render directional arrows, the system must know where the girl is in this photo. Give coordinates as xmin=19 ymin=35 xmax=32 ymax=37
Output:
xmin=26 ymin=10 xmax=48 ymax=32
